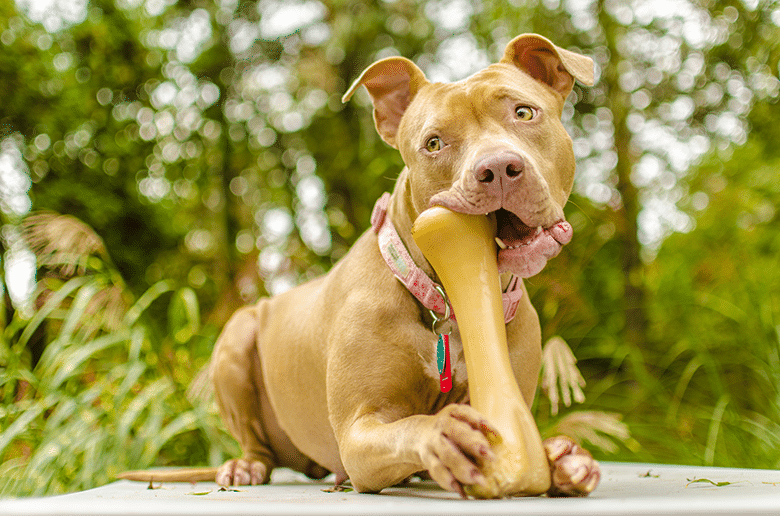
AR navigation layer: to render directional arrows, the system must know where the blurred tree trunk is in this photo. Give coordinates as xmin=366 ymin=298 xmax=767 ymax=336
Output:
xmin=209 ymin=128 xmax=243 ymax=327
xmin=599 ymin=2 xmax=648 ymax=350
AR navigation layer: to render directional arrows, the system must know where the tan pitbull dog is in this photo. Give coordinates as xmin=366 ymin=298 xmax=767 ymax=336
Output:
xmin=212 ymin=34 xmax=599 ymax=497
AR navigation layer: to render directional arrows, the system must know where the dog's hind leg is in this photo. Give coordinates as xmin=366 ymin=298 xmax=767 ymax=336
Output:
xmin=211 ymin=304 xmax=329 ymax=486
xmin=211 ymin=305 xmax=279 ymax=486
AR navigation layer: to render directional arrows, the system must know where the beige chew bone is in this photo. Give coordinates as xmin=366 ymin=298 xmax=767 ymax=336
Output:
xmin=412 ymin=206 xmax=551 ymax=498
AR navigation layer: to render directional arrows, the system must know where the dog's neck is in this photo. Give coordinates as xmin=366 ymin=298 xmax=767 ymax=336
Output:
xmin=387 ymin=168 xmax=431 ymax=279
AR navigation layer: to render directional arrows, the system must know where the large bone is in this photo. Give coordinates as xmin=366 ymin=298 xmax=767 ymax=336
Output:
xmin=412 ymin=206 xmax=551 ymax=498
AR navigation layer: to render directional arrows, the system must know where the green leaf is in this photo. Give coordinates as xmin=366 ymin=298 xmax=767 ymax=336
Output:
xmin=168 ymin=288 xmax=201 ymax=343
xmin=686 ymin=478 xmax=733 ymax=487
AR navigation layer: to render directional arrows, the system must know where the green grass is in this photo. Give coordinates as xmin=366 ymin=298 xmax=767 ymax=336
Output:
xmin=0 ymin=275 xmax=237 ymax=498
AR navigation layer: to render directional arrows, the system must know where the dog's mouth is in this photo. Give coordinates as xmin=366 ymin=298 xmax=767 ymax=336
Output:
xmin=494 ymin=209 xmax=540 ymax=250
xmin=490 ymin=209 xmax=573 ymax=277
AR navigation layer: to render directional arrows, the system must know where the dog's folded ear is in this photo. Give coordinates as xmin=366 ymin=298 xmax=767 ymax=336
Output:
xmin=342 ymin=57 xmax=428 ymax=148
xmin=501 ymin=34 xmax=595 ymax=99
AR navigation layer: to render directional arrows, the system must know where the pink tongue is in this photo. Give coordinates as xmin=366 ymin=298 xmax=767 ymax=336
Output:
xmin=550 ymin=221 xmax=573 ymax=245
xmin=498 ymin=220 xmax=573 ymax=278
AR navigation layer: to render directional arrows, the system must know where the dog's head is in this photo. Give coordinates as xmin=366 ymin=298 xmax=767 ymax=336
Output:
xmin=343 ymin=34 xmax=594 ymax=278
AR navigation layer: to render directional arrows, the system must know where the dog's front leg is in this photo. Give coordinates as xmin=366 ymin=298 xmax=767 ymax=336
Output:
xmin=324 ymin=287 xmax=498 ymax=495
xmin=336 ymin=404 xmax=499 ymax=496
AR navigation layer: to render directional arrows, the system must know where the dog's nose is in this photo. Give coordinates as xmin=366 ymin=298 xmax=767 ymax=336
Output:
xmin=474 ymin=152 xmax=525 ymax=184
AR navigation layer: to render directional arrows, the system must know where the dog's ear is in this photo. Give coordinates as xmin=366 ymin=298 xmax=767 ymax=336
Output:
xmin=342 ymin=57 xmax=428 ymax=148
xmin=501 ymin=34 xmax=594 ymax=99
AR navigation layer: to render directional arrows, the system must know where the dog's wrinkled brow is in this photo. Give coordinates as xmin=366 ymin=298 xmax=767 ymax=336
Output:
xmin=491 ymin=87 xmax=524 ymax=100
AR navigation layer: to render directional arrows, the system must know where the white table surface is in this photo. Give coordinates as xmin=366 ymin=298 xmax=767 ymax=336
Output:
xmin=2 ymin=462 xmax=780 ymax=515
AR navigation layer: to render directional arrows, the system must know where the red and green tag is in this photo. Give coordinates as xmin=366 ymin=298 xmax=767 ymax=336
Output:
xmin=437 ymin=333 xmax=452 ymax=393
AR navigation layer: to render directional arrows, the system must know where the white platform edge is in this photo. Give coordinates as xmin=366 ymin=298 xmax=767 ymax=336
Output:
xmin=2 ymin=463 xmax=780 ymax=516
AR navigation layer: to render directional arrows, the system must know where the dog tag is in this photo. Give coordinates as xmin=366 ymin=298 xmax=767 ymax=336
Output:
xmin=437 ymin=333 xmax=452 ymax=393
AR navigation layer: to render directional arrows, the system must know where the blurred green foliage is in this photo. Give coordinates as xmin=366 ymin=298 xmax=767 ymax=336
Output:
xmin=0 ymin=0 xmax=779 ymax=498
xmin=0 ymin=253 xmax=237 ymax=496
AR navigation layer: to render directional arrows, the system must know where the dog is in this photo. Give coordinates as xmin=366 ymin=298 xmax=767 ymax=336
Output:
xmin=123 ymin=33 xmax=601 ymax=498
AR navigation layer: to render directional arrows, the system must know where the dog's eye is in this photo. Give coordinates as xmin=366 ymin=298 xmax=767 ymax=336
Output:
xmin=425 ymin=136 xmax=442 ymax=152
xmin=515 ymin=106 xmax=534 ymax=121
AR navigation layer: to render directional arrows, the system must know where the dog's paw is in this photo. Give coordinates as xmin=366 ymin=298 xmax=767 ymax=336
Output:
xmin=543 ymin=436 xmax=600 ymax=497
xmin=215 ymin=458 xmax=270 ymax=486
xmin=419 ymin=404 xmax=498 ymax=498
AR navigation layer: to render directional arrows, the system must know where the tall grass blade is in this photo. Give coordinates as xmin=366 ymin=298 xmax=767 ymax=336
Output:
xmin=705 ymin=394 xmax=730 ymax=466
xmin=44 ymin=331 xmax=130 ymax=391
xmin=15 ymin=276 xmax=89 ymax=351
xmin=116 ymin=378 xmax=174 ymax=447
xmin=123 ymin=280 xmax=173 ymax=326
xmin=0 ymin=394 xmax=57 ymax=458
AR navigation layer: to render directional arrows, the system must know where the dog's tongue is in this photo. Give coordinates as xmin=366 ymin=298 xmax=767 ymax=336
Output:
xmin=495 ymin=210 xmax=572 ymax=278
xmin=549 ymin=220 xmax=573 ymax=245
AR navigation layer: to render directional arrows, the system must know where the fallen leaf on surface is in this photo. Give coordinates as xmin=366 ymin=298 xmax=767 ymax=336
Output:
xmin=322 ymin=485 xmax=353 ymax=493
xmin=686 ymin=478 xmax=733 ymax=487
